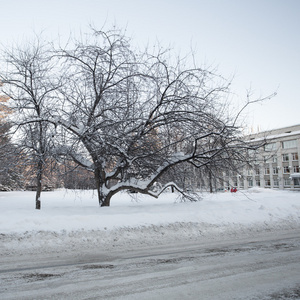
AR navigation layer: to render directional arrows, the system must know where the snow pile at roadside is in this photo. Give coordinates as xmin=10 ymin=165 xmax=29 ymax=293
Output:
xmin=0 ymin=188 xmax=300 ymax=256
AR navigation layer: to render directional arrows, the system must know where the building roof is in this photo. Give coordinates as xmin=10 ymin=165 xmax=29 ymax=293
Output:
xmin=246 ymin=124 xmax=300 ymax=143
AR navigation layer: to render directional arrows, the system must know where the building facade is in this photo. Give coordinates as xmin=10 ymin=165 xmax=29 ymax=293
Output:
xmin=228 ymin=124 xmax=300 ymax=190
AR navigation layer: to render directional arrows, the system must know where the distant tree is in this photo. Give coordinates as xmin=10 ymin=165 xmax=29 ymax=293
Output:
xmin=62 ymin=160 xmax=95 ymax=190
xmin=0 ymin=121 xmax=23 ymax=190
xmin=0 ymin=84 xmax=24 ymax=190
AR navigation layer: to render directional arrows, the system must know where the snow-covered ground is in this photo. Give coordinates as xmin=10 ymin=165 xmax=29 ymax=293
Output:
xmin=1 ymin=188 xmax=300 ymax=299
xmin=0 ymin=187 xmax=300 ymax=257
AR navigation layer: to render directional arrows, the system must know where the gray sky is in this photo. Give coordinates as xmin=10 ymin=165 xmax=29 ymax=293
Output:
xmin=1 ymin=0 xmax=299 ymax=132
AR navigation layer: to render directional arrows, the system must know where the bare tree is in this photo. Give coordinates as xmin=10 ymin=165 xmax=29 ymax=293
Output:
xmin=1 ymin=39 xmax=59 ymax=209
xmin=54 ymin=28 xmax=269 ymax=206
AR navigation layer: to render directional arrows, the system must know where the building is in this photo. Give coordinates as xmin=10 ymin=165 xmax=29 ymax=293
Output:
xmin=229 ymin=124 xmax=300 ymax=190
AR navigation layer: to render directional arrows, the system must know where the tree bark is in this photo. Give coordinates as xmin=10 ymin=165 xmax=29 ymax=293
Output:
xmin=35 ymin=161 xmax=42 ymax=210
xmin=100 ymin=194 xmax=111 ymax=207
xmin=94 ymin=167 xmax=112 ymax=206
xmin=94 ymin=169 xmax=102 ymax=206
xmin=208 ymin=170 xmax=213 ymax=193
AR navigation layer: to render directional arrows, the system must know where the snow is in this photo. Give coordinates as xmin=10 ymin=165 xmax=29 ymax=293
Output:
xmin=291 ymin=173 xmax=300 ymax=178
xmin=1 ymin=188 xmax=300 ymax=299
xmin=247 ymin=129 xmax=300 ymax=143
xmin=0 ymin=187 xmax=300 ymax=257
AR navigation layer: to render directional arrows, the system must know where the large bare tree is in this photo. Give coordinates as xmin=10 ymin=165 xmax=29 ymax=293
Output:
xmin=54 ymin=28 xmax=268 ymax=206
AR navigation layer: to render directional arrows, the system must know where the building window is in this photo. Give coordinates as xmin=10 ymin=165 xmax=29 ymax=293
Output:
xmin=248 ymin=178 xmax=253 ymax=187
xmin=283 ymin=166 xmax=290 ymax=174
xmin=282 ymin=154 xmax=289 ymax=162
xmin=282 ymin=140 xmax=297 ymax=149
xmin=294 ymin=166 xmax=300 ymax=173
xmin=294 ymin=178 xmax=300 ymax=187
xmin=272 ymin=156 xmax=278 ymax=163
xmin=265 ymin=179 xmax=271 ymax=187
xmin=264 ymin=167 xmax=270 ymax=175
xmin=256 ymin=179 xmax=260 ymax=187
xmin=273 ymin=167 xmax=278 ymax=174
xmin=273 ymin=179 xmax=279 ymax=187
xmin=265 ymin=143 xmax=276 ymax=151
xmin=255 ymin=168 xmax=260 ymax=175
xmin=284 ymin=178 xmax=291 ymax=186
xmin=292 ymin=153 xmax=299 ymax=161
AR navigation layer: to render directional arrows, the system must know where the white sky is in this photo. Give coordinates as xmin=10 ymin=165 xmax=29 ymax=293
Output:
xmin=1 ymin=0 xmax=299 ymax=132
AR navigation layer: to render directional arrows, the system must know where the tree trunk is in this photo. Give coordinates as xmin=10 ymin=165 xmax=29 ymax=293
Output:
xmin=208 ymin=171 xmax=213 ymax=193
xmin=94 ymin=168 xmax=103 ymax=206
xmin=94 ymin=167 xmax=112 ymax=206
xmin=36 ymin=122 xmax=44 ymax=210
xmin=35 ymin=162 xmax=42 ymax=210
xmin=100 ymin=194 xmax=111 ymax=207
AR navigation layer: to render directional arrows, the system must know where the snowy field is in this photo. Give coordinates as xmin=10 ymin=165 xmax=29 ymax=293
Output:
xmin=0 ymin=187 xmax=300 ymax=256
xmin=1 ymin=188 xmax=300 ymax=299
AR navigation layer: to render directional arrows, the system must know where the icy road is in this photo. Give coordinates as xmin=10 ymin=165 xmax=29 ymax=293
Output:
xmin=1 ymin=229 xmax=300 ymax=300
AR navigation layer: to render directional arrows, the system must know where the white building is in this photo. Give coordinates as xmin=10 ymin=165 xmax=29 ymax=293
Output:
xmin=230 ymin=124 xmax=300 ymax=190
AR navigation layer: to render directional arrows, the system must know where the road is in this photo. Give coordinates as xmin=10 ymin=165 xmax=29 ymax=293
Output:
xmin=1 ymin=230 xmax=300 ymax=299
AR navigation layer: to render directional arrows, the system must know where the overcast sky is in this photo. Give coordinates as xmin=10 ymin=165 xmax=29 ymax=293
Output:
xmin=1 ymin=0 xmax=299 ymax=132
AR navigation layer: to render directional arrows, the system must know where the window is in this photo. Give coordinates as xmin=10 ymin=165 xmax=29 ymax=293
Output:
xmin=292 ymin=153 xmax=299 ymax=161
xmin=294 ymin=178 xmax=300 ymax=186
xmin=284 ymin=178 xmax=291 ymax=186
xmin=282 ymin=139 xmax=297 ymax=149
xmin=294 ymin=166 xmax=300 ymax=173
xmin=272 ymin=156 xmax=278 ymax=163
xmin=264 ymin=167 xmax=270 ymax=175
xmin=273 ymin=179 xmax=279 ymax=187
xmin=256 ymin=179 xmax=261 ymax=187
xmin=282 ymin=154 xmax=289 ymax=162
xmin=265 ymin=179 xmax=271 ymax=187
xmin=273 ymin=167 xmax=278 ymax=175
xmin=255 ymin=168 xmax=260 ymax=175
xmin=248 ymin=178 xmax=253 ymax=187
xmin=265 ymin=143 xmax=276 ymax=151
xmin=283 ymin=166 xmax=290 ymax=174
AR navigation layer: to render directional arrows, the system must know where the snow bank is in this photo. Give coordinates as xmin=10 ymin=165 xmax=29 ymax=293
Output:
xmin=0 ymin=188 xmax=300 ymax=256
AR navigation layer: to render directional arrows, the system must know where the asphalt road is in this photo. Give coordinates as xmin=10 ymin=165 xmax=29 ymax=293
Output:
xmin=1 ymin=230 xmax=300 ymax=299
